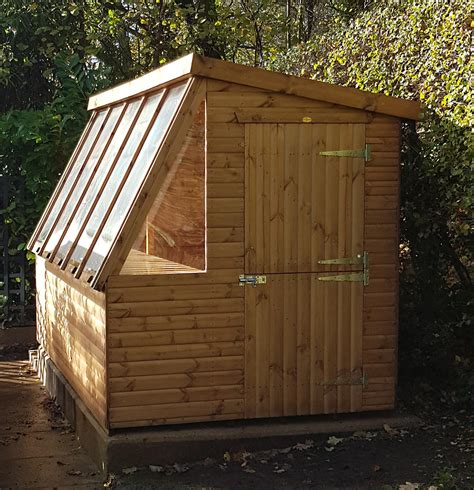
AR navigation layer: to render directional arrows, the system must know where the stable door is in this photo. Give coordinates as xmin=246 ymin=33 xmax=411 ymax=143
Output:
xmin=243 ymin=123 xmax=367 ymax=418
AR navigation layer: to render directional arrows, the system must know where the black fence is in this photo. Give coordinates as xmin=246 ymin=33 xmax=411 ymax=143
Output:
xmin=0 ymin=176 xmax=35 ymax=327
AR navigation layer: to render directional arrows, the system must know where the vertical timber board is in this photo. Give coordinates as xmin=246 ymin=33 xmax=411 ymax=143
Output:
xmin=362 ymin=115 xmax=401 ymax=410
xmin=244 ymin=121 xmax=367 ymax=417
xmin=244 ymin=122 xmax=366 ymax=274
xmin=244 ymin=274 xmax=363 ymax=417
xmin=36 ymin=257 xmax=108 ymax=428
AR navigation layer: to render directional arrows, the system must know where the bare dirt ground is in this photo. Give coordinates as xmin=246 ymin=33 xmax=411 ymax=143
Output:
xmin=0 ymin=346 xmax=472 ymax=489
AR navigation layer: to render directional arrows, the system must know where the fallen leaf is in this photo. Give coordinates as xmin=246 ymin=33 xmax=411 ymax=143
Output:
xmin=223 ymin=451 xmax=231 ymax=462
xmin=149 ymin=465 xmax=164 ymax=473
xmin=324 ymin=446 xmax=335 ymax=452
xmin=383 ymin=424 xmax=399 ymax=436
xmin=173 ymin=463 xmax=189 ymax=473
xmin=279 ymin=447 xmax=292 ymax=454
xmin=327 ymin=436 xmax=344 ymax=446
xmin=122 ymin=466 xmax=138 ymax=475
xmin=294 ymin=439 xmax=315 ymax=451
xmin=66 ymin=470 xmax=82 ymax=476
xmin=243 ymin=466 xmax=256 ymax=473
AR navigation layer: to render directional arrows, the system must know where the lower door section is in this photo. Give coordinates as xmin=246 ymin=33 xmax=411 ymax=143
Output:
xmin=244 ymin=273 xmax=363 ymax=418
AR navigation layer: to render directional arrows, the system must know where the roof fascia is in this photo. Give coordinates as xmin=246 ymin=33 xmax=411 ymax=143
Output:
xmin=190 ymin=54 xmax=422 ymax=120
xmin=87 ymin=53 xmax=195 ymax=111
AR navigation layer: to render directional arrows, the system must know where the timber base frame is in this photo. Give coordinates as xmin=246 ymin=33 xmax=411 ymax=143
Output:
xmin=33 ymin=343 xmax=422 ymax=474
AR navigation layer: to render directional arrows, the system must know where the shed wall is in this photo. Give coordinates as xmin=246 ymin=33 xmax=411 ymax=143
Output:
xmin=105 ymin=80 xmax=400 ymax=428
xmin=36 ymin=256 xmax=107 ymax=427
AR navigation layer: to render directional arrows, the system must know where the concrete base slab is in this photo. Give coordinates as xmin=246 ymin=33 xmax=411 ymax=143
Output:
xmin=33 ymin=348 xmax=423 ymax=475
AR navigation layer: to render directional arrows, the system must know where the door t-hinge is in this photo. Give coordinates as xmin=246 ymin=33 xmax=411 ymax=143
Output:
xmin=319 ymin=144 xmax=371 ymax=162
xmin=318 ymin=251 xmax=369 ymax=286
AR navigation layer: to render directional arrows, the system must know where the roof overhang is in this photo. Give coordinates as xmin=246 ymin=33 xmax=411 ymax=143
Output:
xmin=88 ymin=53 xmax=422 ymax=120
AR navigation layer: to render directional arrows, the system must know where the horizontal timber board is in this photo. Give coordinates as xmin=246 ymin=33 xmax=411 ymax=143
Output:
xmin=207 ymin=137 xmax=245 ymax=153
xmin=207 ymin=91 xmax=335 ymax=108
xmin=110 ymin=371 xmax=244 ymax=393
xmin=108 ymin=312 xmax=244 ymax=332
xmin=110 ymin=412 xmax=243 ymax=429
xmin=109 ymin=341 xmax=244 ymax=362
xmin=207 ymin=227 xmax=244 ymax=242
xmin=109 ymin=355 xmax=244 ymax=377
xmin=108 ymin=284 xmax=243 ymax=303
xmin=207 ymin=168 xmax=244 ymax=183
xmin=108 ymin=298 xmax=244 ymax=318
xmin=207 ymin=183 xmax=244 ymax=198
xmin=207 ymin=153 xmax=244 ymax=168
xmin=108 ymin=269 xmax=242 ymax=288
xmin=110 ymin=385 xmax=244 ymax=407
xmin=363 ymin=321 xmax=397 ymax=335
xmin=109 ymin=398 xmax=244 ymax=423
xmin=109 ymin=326 xmax=244 ymax=348
xmin=235 ymin=108 xmax=371 ymax=123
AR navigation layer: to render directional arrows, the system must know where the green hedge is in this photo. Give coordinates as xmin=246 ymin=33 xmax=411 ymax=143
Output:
xmin=273 ymin=0 xmax=473 ymax=405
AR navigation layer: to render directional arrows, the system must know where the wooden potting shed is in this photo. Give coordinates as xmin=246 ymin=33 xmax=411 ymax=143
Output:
xmin=28 ymin=54 xmax=421 ymax=431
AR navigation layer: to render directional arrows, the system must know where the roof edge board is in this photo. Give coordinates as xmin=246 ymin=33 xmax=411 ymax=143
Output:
xmin=87 ymin=53 xmax=195 ymax=111
xmin=190 ymin=54 xmax=421 ymax=120
xmin=87 ymin=52 xmax=421 ymax=120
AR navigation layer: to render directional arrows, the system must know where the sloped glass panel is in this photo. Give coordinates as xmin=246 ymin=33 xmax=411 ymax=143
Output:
xmin=54 ymin=100 xmax=142 ymax=261
xmin=33 ymin=110 xmax=107 ymax=252
xmin=84 ymin=82 xmax=187 ymax=274
xmin=42 ymin=104 xmax=124 ymax=257
xmin=69 ymin=90 xmax=165 ymax=265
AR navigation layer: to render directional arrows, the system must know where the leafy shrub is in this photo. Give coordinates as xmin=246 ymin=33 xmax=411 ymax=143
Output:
xmin=273 ymin=0 xmax=473 ymax=405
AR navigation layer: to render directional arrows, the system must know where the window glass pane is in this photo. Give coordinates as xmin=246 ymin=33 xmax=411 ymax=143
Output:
xmin=84 ymin=83 xmax=187 ymax=274
xmin=54 ymin=100 xmax=141 ymax=260
xmin=43 ymin=105 xmax=124 ymax=256
xmin=70 ymin=90 xmax=165 ymax=265
xmin=34 ymin=110 xmax=107 ymax=249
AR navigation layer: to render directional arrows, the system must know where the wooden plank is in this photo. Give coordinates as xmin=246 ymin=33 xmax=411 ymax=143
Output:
xmin=235 ymin=108 xmax=372 ymax=123
xmin=207 ymin=183 xmax=244 ymax=198
xmin=107 ymin=312 xmax=244 ymax=334
xmin=110 ymin=385 xmax=243 ymax=407
xmin=109 ymin=355 xmax=243 ymax=377
xmin=110 ymin=398 xmax=244 ymax=423
xmin=110 ymin=412 xmax=243 ymax=429
xmin=207 ymin=227 xmax=244 ymax=243
xmin=207 ymin=168 xmax=244 ymax=183
xmin=109 ymin=327 xmax=244 ymax=348
xmin=109 ymin=341 xmax=244 ymax=362
xmin=207 ymin=91 xmax=334 ymax=109
xmin=108 ymin=298 xmax=244 ymax=318
xmin=192 ymin=55 xmax=421 ymax=119
xmin=88 ymin=54 xmax=194 ymax=110
xmin=108 ymin=284 xmax=243 ymax=304
xmin=207 ymin=153 xmax=244 ymax=168
xmin=110 ymin=370 xmax=244 ymax=392
xmin=206 ymin=137 xmax=244 ymax=153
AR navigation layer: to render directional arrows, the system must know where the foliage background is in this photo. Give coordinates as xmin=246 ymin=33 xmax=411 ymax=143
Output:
xmin=0 ymin=0 xmax=471 ymax=403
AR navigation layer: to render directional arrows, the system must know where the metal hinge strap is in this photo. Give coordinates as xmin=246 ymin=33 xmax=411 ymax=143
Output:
xmin=318 ymin=251 xmax=369 ymax=286
xmin=319 ymin=144 xmax=371 ymax=162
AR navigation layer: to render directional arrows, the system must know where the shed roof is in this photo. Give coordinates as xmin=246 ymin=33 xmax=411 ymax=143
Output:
xmin=88 ymin=53 xmax=422 ymax=120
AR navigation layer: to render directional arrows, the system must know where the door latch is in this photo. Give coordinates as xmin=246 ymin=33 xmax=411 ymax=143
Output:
xmin=239 ymin=275 xmax=267 ymax=287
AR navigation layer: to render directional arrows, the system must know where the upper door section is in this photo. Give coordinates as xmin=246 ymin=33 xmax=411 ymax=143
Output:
xmin=28 ymin=80 xmax=192 ymax=288
xmin=245 ymin=123 xmax=365 ymax=274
